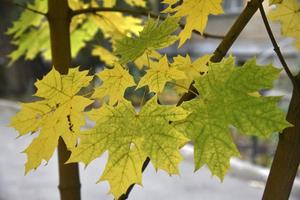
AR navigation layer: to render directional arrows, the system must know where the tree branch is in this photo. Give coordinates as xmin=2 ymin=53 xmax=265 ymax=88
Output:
xmin=71 ymin=7 xmax=224 ymax=39
xmin=259 ymin=3 xmax=300 ymax=200
xmin=259 ymin=4 xmax=298 ymax=89
xmin=3 ymin=0 xmax=46 ymax=16
xmin=178 ymin=0 xmax=265 ymax=104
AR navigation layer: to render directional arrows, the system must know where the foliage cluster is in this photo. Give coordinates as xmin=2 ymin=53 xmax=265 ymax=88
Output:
xmin=8 ymin=0 xmax=299 ymax=198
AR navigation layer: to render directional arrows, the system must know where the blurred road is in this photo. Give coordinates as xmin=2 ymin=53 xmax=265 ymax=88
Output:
xmin=0 ymin=100 xmax=299 ymax=200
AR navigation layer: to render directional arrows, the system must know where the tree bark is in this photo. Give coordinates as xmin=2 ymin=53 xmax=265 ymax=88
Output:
xmin=47 ymin=0 xmax=81 ymax=200
xmin=262 ymin=74 xmax=300 ymax=200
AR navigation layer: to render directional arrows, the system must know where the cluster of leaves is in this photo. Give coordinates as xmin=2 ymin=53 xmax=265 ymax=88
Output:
xmin=9 ymin=0 xmax=298 ymax=199
xmin=269 ymin=0 xmax=300 ymax=50
xmin=11 ymin=55 xmax=289 ymax=198
xmin=7 ymin=0 xmax=144 ymax=64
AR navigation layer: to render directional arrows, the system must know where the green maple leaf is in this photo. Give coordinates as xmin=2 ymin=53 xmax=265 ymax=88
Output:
xmin=68 ymin=97 xmax=189 ymax=198
xmin=174 ymin=57 xmax=290 ymax=179
xmin=6 ymin=0 xmax=47 ymax=38
xmin=115 ymin=16 xmax=179 ymax=63
xmin=10 ymin=68 xmax=93 ymax=173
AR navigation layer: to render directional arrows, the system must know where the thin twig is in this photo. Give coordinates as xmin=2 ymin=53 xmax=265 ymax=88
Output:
xmin=259 ymin=4 xmax=298 ymax=88
xmin=3 ymin=0 xmax=46 ymax=16
xmin=71 ymin=7 xmax=224 ymax=39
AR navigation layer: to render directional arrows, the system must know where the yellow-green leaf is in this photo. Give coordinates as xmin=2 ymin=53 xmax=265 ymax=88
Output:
xmin=172 ymin=54 xmax=211 ymax=94
xmin=68 ymin=97 xmax=189 ymax=199
xmin=92 ymin=46 xmax=119 ymax=66
xmin=10 ymin=68 xmax=93 ymax=173
xmin=174 ymin=57 xmax=290 ymax=179
xmin=115 ymin=17 xmax=179 ymax=63
xmin=92 ymin=63 xmax=136 ymax=105
xmin=137 ymin=55 xmax=187 ymax=93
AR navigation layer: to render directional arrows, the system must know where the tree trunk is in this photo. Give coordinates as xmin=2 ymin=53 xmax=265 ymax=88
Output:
xmin=47 ymin=0 xmax=81 ymax=200
xmin=262 ymin=74 xmax=300 ymax=200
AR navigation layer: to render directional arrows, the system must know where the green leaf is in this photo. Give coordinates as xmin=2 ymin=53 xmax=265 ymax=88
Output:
xmin=10 ymin=68 xmax=93 ymax=173
xmin=7 ymin=0 xmax=143 ymax=63
xmin=9 ymin=22 xmax=51 ymax=62
xmin=68 ymin=97 xmax=189 ymax=199
xmin=6 ymin=0 xmax=47 ymax=38
xmin=174 ymin=57 xmax=290 ymax=179
xmin=115 ymin=16 xmax=179 ymax=63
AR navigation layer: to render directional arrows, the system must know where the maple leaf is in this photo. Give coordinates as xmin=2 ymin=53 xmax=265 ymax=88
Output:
xmin=174 ymin=57 xmax=290 ymax=179
xmin=115 ymin=16 xmax=179 ymax=63
xmin=92 ymin=46 xmax=119 ymax=66
xmin=91 ymin=12 xmax=142 ymax=40
xmin=68 ymin=97 xmax=189 ymax=198
xmin=6 ymin=0 xmax=46 ymax=38
xmin=268 ymin=0 xmax=300 ymax=50
xmin=10 ymin=68 xmax=93 ymax=173
xmin=163 ymin=0 xmax=224 ymax=46
xmin=9 ymin=22 xmax=51 ymax=62
xmin=134 ymin=50 xmax=162 ymax=69
xmin=92 ymin=63 xmax=136 ymax=105
xmin=7 ymin=0 xmax=143 ymax=63
xmin=171 ymin=54 xmax=211 ymax=94
xmin=137 ymin=55 xmax=187 ymax=93
xmin=71 ymin=17 xmax=99 ymax=58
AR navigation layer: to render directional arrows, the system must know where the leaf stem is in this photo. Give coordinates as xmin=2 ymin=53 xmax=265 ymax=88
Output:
xmin=171 ymin=82 xmax=199 ymax=97
xmin=259 ymin=4 xmax=298 ymax=89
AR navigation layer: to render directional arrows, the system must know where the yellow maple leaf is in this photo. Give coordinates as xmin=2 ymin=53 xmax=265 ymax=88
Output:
xmin=268 ymin=0 xmax=300 ymax=50
xmin=163 ymin=0 xmax=224 ymax=46
xmin=172 ymin=54 xmax=211 ymax=94
xmin=134 ymin=50 xmax=162 ymax=69
xmin=137 ymin=55 xmax=187 ymax=93
xmin=92 ymin=63 xmax=136 ymax=105
xmin=10 ymin=68 xmax=93 ymax=173
xmin=91 ymin=12 xmax=142 ymax=41
xmin=92 ymin=46 xmax=119 ymax=66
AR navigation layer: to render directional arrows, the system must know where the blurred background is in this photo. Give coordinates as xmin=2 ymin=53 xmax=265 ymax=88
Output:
xmin=0 ymin=0 xmax=300 ymax=199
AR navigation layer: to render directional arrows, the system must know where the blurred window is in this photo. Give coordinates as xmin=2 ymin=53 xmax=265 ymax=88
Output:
xmin=223 ymin=0 xmax=244 ymax=14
